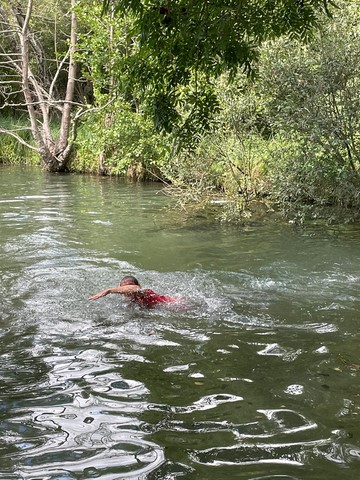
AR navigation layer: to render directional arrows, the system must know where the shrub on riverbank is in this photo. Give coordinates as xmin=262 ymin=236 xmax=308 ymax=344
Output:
xmin=258 ymin=5 xmax=360 ymax=223
xmin=70 ymin=102 xmax=168 ymax=180
xmin=163 ymin=1 xmax=360 ymax=224
xmin=0 ymin=116 xmax=39 ymax=165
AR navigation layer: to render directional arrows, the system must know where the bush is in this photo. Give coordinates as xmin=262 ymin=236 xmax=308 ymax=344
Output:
xmin=71 ymin=101 xmax=168 ymax=179
xmin=258 ymin=2 xmax=360 ymax=221
xmin=0 ymin=115 xmax=40 ymax=165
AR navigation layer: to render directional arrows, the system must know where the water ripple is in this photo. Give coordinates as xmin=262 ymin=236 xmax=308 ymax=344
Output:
xmin=1 ymin=168 xmax=360 ymax=479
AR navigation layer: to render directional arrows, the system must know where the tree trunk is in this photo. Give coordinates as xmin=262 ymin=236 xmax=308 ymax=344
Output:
xmin=2 ymin=0 xmax=79 ymax=172
xmin=54 ymin=0 xmax=77 ymax=170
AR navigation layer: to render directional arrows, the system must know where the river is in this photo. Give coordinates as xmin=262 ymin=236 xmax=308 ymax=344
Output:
xmin=0 ymin=165 xmax=360 ymax=479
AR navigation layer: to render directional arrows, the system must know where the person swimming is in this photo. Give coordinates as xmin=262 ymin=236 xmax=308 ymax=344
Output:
xmin=89 ymin=275 xmax=177 ymax=308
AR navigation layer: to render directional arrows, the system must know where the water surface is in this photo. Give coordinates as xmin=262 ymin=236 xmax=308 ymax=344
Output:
xmin=0 ymin=166 xmax=360 ymax=479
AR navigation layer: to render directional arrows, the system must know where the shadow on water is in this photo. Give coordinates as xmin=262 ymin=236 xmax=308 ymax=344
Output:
xmin=0 ymin=166 xmax=360 ymax=479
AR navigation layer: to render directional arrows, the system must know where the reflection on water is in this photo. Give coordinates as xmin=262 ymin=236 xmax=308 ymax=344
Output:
xmin=0 ymin=166 xmax=360 ymax=479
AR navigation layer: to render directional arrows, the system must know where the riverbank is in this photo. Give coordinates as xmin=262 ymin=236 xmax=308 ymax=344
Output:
xmin=2 ymin=1 xmax=360 ymax=225
xmin=1 ymin=159 xmax=359 ymax=227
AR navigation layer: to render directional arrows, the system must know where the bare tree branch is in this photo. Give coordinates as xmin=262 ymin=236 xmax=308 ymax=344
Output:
xmin=0 ymin=127 xmax=38 ymax=151
xmin=57 ymin=0 xmax=77 ymax=153
xmin=1 ymin=0 xmax=81 ymax=171
xmin=49 ymin=46 xmax=70 ymax=100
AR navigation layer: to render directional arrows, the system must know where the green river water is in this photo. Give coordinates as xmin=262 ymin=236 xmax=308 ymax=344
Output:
xmin=0 ymin=166 xmax=360 ymax=479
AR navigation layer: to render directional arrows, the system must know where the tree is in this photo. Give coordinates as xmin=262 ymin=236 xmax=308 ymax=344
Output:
xmin=0 ymin=0 xmax=80 ymax=172
xmin=103 ymin=0 xmax=335 ymax=141
xmin=73 ymin=0 xmax=167 ymax=177
xmin=258 ymin=0 xmax=360 ymax=219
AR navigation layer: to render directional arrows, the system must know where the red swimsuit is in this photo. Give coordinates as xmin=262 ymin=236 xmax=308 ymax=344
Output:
xmin=132 ymin=289 xmax=176 ymax=308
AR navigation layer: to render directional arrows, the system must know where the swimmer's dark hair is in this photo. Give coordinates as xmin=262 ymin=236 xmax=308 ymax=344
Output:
xmin=120 ymin=275 xmax=140 ymax=286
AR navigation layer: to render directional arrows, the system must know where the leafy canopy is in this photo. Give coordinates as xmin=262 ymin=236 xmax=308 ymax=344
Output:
xmin=102 ymin=0 xmax=335 ymax=138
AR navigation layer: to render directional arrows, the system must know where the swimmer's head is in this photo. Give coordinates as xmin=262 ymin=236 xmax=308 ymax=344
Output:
xmin=119 ymin=276 xmax=140 ymax=287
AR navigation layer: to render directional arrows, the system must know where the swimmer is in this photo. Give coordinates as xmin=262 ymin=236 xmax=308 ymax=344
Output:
xmin=89 ymin=275 xmax=177 ymax=308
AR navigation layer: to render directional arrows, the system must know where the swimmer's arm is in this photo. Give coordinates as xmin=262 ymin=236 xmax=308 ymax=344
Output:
xmin=89 ymin=284 xmax=140 ymax=300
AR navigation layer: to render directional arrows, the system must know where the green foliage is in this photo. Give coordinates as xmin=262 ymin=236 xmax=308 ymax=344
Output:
xmin=0 ymin=138 xmax=39 ymax=166
xmin=161 ymin=1 xmax=360 ymax=224
xmin=0 ymin=116 xmax=39 ymax=165
xmin=257 ymin=1 xmax=360 ymax=221
xmin=75 ymin=0 xmax=136 ymax=100
xmin=264 ymin=134 xmax=360 ymax=223
xmin=102 ymin=0 xmax=334 ymax=142
xmin=163 ymin=73 xmax=269 ymax=222
xmin=73 ymin=1 xmax=169 ymax=179
xmin=71 ymin=100 xmax=168 ymax=178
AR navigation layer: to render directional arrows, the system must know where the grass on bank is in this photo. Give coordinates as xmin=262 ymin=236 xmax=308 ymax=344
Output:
xmin=0 ymin=115 xmax=40 ymax=166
